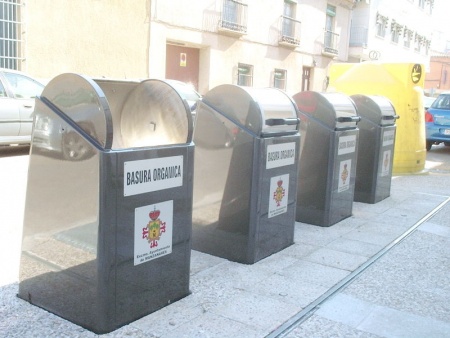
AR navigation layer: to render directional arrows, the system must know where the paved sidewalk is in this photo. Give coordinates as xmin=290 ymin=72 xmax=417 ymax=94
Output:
xmin=284 ymin=195 xmax=450 ymax=338
xmin=1 ymin=153 xmax=450 ymax=337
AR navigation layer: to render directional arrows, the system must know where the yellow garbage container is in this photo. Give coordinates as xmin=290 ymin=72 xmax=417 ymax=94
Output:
xmin=328 ymin=62 xmax=425 ymax=174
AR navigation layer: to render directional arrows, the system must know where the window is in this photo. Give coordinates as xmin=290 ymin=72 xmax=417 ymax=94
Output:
xmin=273 ymin=69 xmax=286 ymax=90
xmin=403 ymin=28 xmax=413 ymax=48
xmin=376 ymin=13 xmax=388 ymax=38
xmin=433 ymin=94 xmax=450 ymax=109
xmin=425 ymin=39 xmax=431 ymax=55
xmin=427 ymin=0 xmax=434 ymax=14
xmin=237 ymin=63 xmax=253 ymax=86
xmin=390 ymin=21 xmax=403 ymax=44
xmin=0 ymin=0 xmax=23 ymax=70
xmin=280 ymin=0 xmax=301 ymax=45
xmin=0 ymin=80 xmax=6 ymax=97
xmin=391 ymin=29 xmax=400 ymax=44
xmin=223 ymin=0 xmax=238 ymax=26
xmin=325 ymin=5 xmax=335 ymax=37
xmin=220 ymin=0 xmax=247 ymax=33
xmin=323 ymin=5 xmax=339 ymax=54
xmin=3 ymin=72 xmax=44 ymax=99
xmin=414 ymin=34 xmax=422 ymax=52
xmin=282 ymin=1 xmax=295 ymax=38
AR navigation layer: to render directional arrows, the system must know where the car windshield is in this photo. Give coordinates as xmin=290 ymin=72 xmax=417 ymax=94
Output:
xmin=431 ymin=94 xmax=450 ymax=109
xmin=4 ymin=72 xmax=44 ymax=99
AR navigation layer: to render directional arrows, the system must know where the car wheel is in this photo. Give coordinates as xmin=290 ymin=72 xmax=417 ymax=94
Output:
xmin=426 ymin=141 xmax=433 ymax=151
xmin=62 ymin=131 xmax=89 ymax=160
xmin=444 ymin=142 xmax=450 ymax=147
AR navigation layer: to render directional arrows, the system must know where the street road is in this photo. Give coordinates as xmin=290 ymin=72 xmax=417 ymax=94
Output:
xmin=425 ymin=143 xmax=450 ymax=173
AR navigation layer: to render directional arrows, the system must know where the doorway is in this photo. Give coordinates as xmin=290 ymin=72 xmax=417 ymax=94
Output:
xmin=302 ymin=67 xmax=311 ymax=91
xmin=165 ymin=44 xmax=199 ymax=91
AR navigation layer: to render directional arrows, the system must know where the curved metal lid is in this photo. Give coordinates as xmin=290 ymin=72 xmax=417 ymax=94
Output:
xmin=202 ymin=84 xmax=298 ymax=135
xmin=41 ymin=73 xmax=113 ymax=149
xmin=293 ymin=91 xmax=359 ymax=129
xmin=120 ymin=80 xmax=190 ymax=148
xmin=351 ymin=94 xmax=398 ymax=126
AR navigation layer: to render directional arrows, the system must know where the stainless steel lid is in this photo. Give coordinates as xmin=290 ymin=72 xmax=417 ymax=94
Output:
xmin=41 ymin=74 xmax=193 ymax=150
xmin=41 ymin=73 xmax=114 ymax=149
xmin=201 ymin=84 xmax=299 ymax=136
xmin=118 ymin=80 xmax=191 ymax=148
xmin=293 ymin=91 xmax=360 ymax=130
xmin=351 ymin=94 xmax=399 ymax=126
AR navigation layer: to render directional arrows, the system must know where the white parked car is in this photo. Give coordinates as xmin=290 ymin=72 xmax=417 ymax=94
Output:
xmin=423 ymin=95 xmax=436 ymax=110
xmin=0 ymin=68 xmax=45 ymax=145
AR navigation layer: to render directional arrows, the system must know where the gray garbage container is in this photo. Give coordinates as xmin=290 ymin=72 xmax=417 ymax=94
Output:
xmin=351 ymin=94 xmax=399 ymax=203
xmin=18 ymin=74 xmax=194 ymax=334
xmin=293 ymin=91 xmax=360 ymax=227
xmin=192 ymin=84 xmax=300 ymax=264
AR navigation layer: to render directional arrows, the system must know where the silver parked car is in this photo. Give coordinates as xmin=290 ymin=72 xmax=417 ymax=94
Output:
xmin=164 ymin=79 xmax=201 ymax=123
xmin=0 ymin=68 xmax=45 ymax=145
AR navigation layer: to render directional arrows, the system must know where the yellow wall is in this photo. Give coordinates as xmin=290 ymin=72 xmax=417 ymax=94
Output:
xmin=24 ymin=0 xmax=150 ymax=81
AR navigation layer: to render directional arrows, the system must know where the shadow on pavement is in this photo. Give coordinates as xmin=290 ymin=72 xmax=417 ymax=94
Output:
xmin=0 ymin=145 xmax=30 ymax=158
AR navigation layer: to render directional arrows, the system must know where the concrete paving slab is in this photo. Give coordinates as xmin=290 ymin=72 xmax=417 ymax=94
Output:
xmin=151 ymin=311 xmax=263 ymax=338
xmin=189 ymin=250 xmax=226 ymax=275
xmin=358 ymin=305 xmax=450 ymax=338
xmin=285 ymin=315 xmax=382 ymax=338
xmin=342 ymin=226 xmax=398 ymax=246
xmin=249 ymin=273 xmax=329 ymax=308
xmin=278 ymin=260 xmax=350 ymax=288
xmin=302 ymin=247 xmax=369 ymax=271
xmin=131 ymin=300 xmax=214 ymax=338
xmin=278 ymin=242 xmax=320 ymax=259
xmin=315 ymin=293 xmax=377 ymax=327
xmin=419 ymin=221 xmax=450 ymax=237
xmin=326 ymin=237 xmax=383 ymax=257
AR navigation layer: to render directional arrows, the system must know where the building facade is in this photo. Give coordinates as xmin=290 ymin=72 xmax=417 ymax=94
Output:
xmin=147 ymin=0 xmax=358 ymax=94
xmin=0 ymin=0 xmax=439 ymax=95
xmin=348 ymin=0 xmax=433 ymax=65
xmin=1 ymin=0 xmax=355 ymax=94
xmin=425 ymin=55 xmax=450 ymax=95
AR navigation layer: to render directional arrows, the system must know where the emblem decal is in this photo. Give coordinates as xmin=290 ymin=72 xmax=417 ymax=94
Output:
xmin=142 ymin=208 xmax=166 ymax=248
xmin=268 ymin=174 xmax=289 ymax=218
xmin=273 ymin=179 xmax=286 ymax=207
xmin=338 ymin=160 xmax=351 ymax=192
xmin=134 ymin=201 xmax=173 ymax=265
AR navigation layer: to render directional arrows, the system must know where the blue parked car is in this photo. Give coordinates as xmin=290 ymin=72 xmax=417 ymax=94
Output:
xmin=425 ymin=92 xmax=450 ymax=151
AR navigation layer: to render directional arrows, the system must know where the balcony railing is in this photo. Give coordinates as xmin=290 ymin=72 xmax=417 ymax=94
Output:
xmin=350 ymin=26 xmax=368 ymax=47
xmin=323 ymin=30 xmax=339 ymax=56
xmin=279 ymin=15 xmax=301 ymax=47
xmin=218 ymin=0 xmax=248 ymax=36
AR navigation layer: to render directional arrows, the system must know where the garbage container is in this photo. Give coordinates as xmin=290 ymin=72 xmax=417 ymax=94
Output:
xmin=192 ymin=84 xmax=300 ymax=264
xmin=293 ymin=91 xmax=360 ymax=227
xmin=18 ymin=74 xmax=194 ymax=334
xmin=351 ymin=94 xmax=399 ymax=203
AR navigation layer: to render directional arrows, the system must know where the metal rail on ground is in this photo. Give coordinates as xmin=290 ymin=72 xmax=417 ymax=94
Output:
xmin=267 ymin=196 xmax=450 ymax=338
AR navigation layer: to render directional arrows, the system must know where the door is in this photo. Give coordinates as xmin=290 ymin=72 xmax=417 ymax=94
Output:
xmin=0 ymin=76 xmax=20 ymax=137
xmin=165 ymin=44 xmax=200 ymax=91
xmin=1 ymin=72 xmax=44 ymax=136
xmin=302 ymin=67 xmax=311 ymax=91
